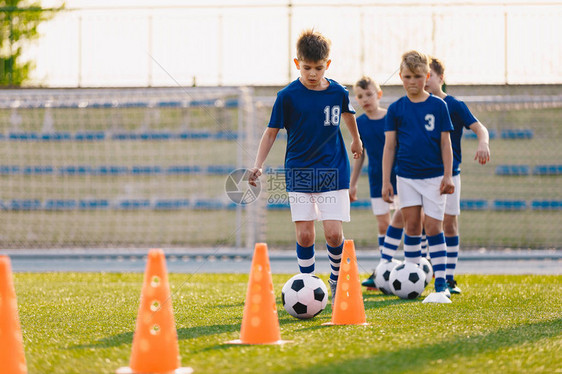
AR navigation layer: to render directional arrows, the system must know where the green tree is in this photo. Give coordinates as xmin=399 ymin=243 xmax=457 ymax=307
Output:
xmin=0 ymin=1 xmax=63 ymax=86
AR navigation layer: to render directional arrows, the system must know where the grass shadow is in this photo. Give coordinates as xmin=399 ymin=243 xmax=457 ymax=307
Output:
xmin=68 ymin=331 xmax=133 ymax=350
xmin=285 ymin=318 xmax=562 ymax=373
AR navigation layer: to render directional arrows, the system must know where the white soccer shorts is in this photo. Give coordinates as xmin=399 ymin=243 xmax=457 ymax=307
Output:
xmin=397 ymin=176 xmax=447 ymax=220
xmin=289 ymin=189 xmax=350 ymax=222
xmin=444 ymin=174 xmax=461 ymax=216
xmin=371 ymin=196 xmax=399 ymax=216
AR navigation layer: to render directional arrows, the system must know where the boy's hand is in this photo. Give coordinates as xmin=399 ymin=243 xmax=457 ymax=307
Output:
xmin=248 ymin=167 xmax=262 ymax=187
xmin=382 ymin=182 xmax=394 ymax=203
xmin=349 ymin=186 xmax=358 ymax=202
xmin=351 ymin=139 xmax=363 ymax=159
xmin=475 ymin=142 xmax=490 ymax=165
xmin=440 ymin=175 xmax=455 ymax=195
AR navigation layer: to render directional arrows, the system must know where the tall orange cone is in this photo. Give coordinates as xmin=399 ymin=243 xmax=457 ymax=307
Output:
xmin=323 ymin=240 xmax=369 ymax=326
xmin=117 ymin=249 xmax=193 ymax=374
xmin=0 ymin=256 xmax=28 ymax=374
xmin=227 ymin=243 xmax=289 ymax=345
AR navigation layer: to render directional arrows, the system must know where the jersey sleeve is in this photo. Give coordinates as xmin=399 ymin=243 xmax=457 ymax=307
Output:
xmin=342 ymin=88 xmax=356 ymax=114
xmin=268 ymin=92 xmax=286 ymax=129
xmin=457 ymin=100 xmax=478 ymax=129
xmin=385 ymin=103 xmax=397 ymax=132
xmin=440 ymin=101 xmax=454 ymax=132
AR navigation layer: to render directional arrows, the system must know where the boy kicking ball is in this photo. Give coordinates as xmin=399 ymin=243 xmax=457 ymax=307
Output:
xmin=382 ymin=50 xmax=454 ymax=303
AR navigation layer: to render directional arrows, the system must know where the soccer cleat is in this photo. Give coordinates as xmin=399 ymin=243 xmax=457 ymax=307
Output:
xmin=422 ymin=291 xmax=452 ymax=304
xmin=328 ymin=278 xmax=337 ymax=304
xmin=447 ymin=279 xmax=462 ymax=294
xmin=444 ymin=288 xmax=451 ymax=298
xmin=361 ymin=272 xmax=378 ymax=290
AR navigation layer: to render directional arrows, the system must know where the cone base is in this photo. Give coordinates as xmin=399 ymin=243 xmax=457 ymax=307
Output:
xmin=225 ymin=339 xmax=292 ymax=345
xmin=116 ymin=366 xmax=193 ymax=374
xmin=322 ymin=322 xmax=370 ymax=326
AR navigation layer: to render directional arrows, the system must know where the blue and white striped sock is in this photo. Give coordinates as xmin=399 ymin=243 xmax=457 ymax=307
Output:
xmin=445 ymin=236 xmax=460 ymax=281
xmin=421 ymin=229 xmax=428 ymax=258
xmin=404 ymin=234 xmax=422 ymax=265
xmin=378 ymin=234 xmax=385 ymax=255
xmin=428 ymin=233 xmax=447 ymax=291
xmin=326 ymin=241 xmax=343 ymax=281
xmin=381 ymin=226 xmax=403 ymax=262
xmin=296 ymin=242 xmax=315 ymax=273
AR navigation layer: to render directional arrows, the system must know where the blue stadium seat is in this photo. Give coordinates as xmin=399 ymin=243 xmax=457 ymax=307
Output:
xmin=10 ymin=199 xmax=41 ymax=210
xmin=531 ymin=200 xmax=562 ymax=210
xmin=206 ymin=165 xmax=236 ymax=174
xmin=131 ymin=166 xmax=163 ymax=174
xmin=177 ymin=131 xmax=212 ymax=139
xmin=351 ymin=200 xmax=371 ymax=209
xmin=9 ymin=132 xmax=39 ymax=141
xmin=139 ymin=132 xmax=173 ymax=140
xmin=74 ymin=131 xmax=106 ymax=141
xmin=493 ymin=200 xmax=527 ymax=210
xmin=40 ymin=132 xmax=72 ymax=141
xmin=78 ymin=200 xmax=110 ymax=210
xmin=166 ymin=165 xmax=202 ymax=174
xmin=0 ymin=166 xmax=20 ymax=174
xmin=500 ymin=129 xmax=533 ymax=139
xmin=94 ymin=166 xmax=129 ymax=175
xmin=58 ymin=166 xmax=93 ymax=175
xmin=44 ymin=199 xmax=77 ymax=210
xmin=117 ymin=199 xmax=151 ymax=209
xmin=460 ymin=199 xmax=489 ymax=210
xmin=463 ymin=129 xmax=497 ymax=139
xmin=532 ymin=165 xmax=562 ymax=175
xmin=267 ymin=202 xmax=290 ymax=210
xmin=495 ymin=165 xmax=530 ymax=176
xmin=214 ymin=131 xmax=239 ymax=140
xmin=23 ymin=166 xmax=54 ymax=175
xmin=154 ymin=199 xmax=190 ymax=210
xmin=112 ymin=133 xmax=142 ymax=140
xmin=192 ymin=199 xmax=225 ymax=210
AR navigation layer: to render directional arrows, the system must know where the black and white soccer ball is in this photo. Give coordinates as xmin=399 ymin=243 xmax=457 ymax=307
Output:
xmin=389 ymin=262 xmax=427 ymax=299
xmin=281 ymin=274 xmax=328 ymax=319
xmin=374 ymin=259 xmax=401 ymax=295
xmin=418 ymin=257 xmax=433 ymax=287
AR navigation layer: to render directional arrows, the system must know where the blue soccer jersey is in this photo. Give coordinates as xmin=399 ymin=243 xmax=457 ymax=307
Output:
xmin=385 ymin=94 xmax=454 ymax=179
xmin=268 ymin=78 xmax=355 ymax=192
xmin=444 ymin=95 xmax=478 ymax=176
xmin=356 ymin=113 xmax=397 ymax=198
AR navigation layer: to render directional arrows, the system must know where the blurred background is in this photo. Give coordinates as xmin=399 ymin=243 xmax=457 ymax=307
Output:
xmin=1 ymin=0 xmax=561 ymax=250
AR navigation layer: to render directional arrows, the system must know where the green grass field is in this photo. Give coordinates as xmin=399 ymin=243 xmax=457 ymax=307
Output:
xmin=14 ymin=272 xmax=562 ymax=373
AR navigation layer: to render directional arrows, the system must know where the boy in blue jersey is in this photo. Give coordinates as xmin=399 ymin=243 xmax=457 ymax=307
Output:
xmin=425 ymin=57 xmax=490 ymax=295
xmin=350 ymin=76 xmax=404 ymax=289
xmin=248 ymin=29 xmax=363 ymax=303
xmin=382 ymin=50 xmax=455 ymax=303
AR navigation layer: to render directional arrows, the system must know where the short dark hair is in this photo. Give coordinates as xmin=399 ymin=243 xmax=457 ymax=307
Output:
xmin=296 ymin=29 xmax=331 ymax=62
xmin=354 ymin=76 xmax=381 ymax=92
xmin=429 ymin=56 xmax=445 ymax=77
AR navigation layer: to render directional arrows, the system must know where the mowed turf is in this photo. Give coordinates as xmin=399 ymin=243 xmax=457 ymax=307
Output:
xmin=13 ymin=272 xmax=562 ymax=373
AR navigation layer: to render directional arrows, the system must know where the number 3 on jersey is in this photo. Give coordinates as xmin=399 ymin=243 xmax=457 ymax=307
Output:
xmin=424 ymin=114 xmax=435 ymax=131
xmin=324 ymin=105 xmax=340 ymax=126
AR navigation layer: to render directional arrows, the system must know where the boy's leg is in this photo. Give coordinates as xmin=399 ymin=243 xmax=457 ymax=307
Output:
xmin=444 ymin=174 xmax=462 ymax=293
xmin=316 ymin=189 xmax=349 ymax=303
xmin=401 ymin=205 xmax=423 ymax=265
xmin=323 ymin=220 xmax=343 ymax=303
xmin=425 ymin=216 xmax=447 ymax=292
xmin=295 ymin=221 xmax=316 ymax=273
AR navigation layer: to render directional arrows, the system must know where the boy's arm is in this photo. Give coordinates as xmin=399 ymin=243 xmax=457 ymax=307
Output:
xmin=342 ymin=112 xmax=363 ymax=159
xmin=381 ymin=131 xmax=396 ymax=203
xmin=440 ymin=132 xmax=455 ymax=195
xmin=249 ymin=127 xmax=280 ymax=186
xmin=469 ymin=121 xmax=491 ymax=165
xmin=349 ymin=150 xmax=365 ymax=202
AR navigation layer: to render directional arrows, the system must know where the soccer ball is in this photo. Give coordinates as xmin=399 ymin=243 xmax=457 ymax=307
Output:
xmin=374 ymin=259 xmax=401 ymax=295
xmin=418 ymin=257 xmax=433 ymax=286
xmin=389 ymin=262 xmax=427 ymax=299
xmin=281 ymin=274 xmax=328 ymax=319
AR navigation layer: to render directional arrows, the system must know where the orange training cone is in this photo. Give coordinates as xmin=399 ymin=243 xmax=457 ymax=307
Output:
xmin=227 ymin=243 xmax=289 ymax=345
xmin=117 ymin=249 xmax=193 ymax=374
xmin=0 ymin=255 xmax=28 ymax=374
xmin=323 ymin=240 xmax=368 ymax=326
